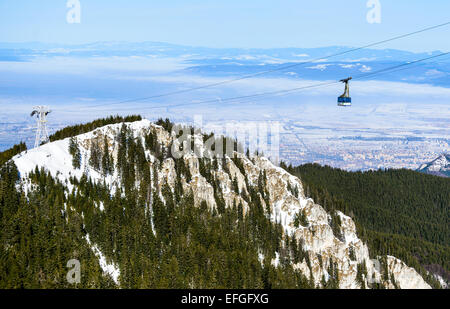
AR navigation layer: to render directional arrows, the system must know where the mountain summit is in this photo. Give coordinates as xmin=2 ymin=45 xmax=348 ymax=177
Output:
xmin=7 ymin=118 xmax=431 ymax=289
xmin=418 ymin=154 xmax=450 ymax=178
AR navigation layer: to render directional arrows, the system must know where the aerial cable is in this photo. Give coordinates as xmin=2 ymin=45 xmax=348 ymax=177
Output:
xmin=57 ymin=51 xmax=450 ymax=114
xmin=351 ymin=54 xmax=450 ymax=79
xmin=91 ymin=51 xmax=450 ymax=112
xmin=353 ymin=52 xmax=450 ymax=80
xmin=61 ymin=21 xmax=450 ymax=111
xmin=58 ymin=81 xmax=339 ymax=113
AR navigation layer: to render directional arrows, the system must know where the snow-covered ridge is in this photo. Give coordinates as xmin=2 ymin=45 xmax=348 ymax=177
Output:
xmin=13 ymin=119 xmax=157 ymax=194
xmin=12 ymin=119 xmax=431 ymax=289
xmin=418 ymin=154 xmax=450 ymax=177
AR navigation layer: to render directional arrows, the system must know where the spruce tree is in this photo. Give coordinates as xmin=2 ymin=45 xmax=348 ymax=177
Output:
xmin=69 ymin=137 xmax=81 ymax=169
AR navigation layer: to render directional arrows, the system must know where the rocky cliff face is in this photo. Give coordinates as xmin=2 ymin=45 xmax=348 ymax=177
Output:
xmin=13 ymin=119 xmax=431 ymax=289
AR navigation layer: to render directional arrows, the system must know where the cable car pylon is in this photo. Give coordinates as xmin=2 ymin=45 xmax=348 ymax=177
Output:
xmin=31 ymin=106 xmax=51 ymax=148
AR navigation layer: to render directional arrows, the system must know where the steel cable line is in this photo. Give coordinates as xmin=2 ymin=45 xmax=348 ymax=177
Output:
xmin=233 ymin=52 xmax=450 ymax=104
xmin=352 ymin=52 xmax=450 ymax=81
xmin=232 ymin=52 xmax=450 ymax=105
xmin=56 ymin=21 xmax=450 ymax=111
xmin=57 ymin=80 xmax=340 ymax=113
xmin=350 ymin=54 xmax=450 ymax=80
xmin=84 ymin=51 xmax=450 ymax=113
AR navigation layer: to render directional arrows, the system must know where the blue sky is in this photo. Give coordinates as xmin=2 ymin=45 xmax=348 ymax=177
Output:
xmin=0 ymin=0 xmax=449 ymax=52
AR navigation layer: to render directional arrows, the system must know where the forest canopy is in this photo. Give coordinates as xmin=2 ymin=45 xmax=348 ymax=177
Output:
xmin=285 ymin=163 xmax=449 ymax=285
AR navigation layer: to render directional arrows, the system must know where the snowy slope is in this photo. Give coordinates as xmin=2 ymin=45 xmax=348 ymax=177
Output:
xmin=418 ymin=154 xmax=450 ymax=177
xmin=11 ymin=119 xmax=432 ymax=289
xmin=13 ymin=119 xmax=156 ymax=194
xmin=85 ymin=234 xmax=120 ymax=285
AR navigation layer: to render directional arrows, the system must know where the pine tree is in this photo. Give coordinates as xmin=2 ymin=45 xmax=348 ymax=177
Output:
xmin=101 ymin=135 xmax=113 ymax=176
xmin=232 ymin=177 xmax=239 ymax=194
xmin=69 ymin=137 xmax=81 ymax=169
xmin=89 ymin=139 xmax=101 ymax=171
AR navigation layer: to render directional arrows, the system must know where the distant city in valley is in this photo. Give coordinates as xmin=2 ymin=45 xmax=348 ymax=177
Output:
xmin=1 ymin=116 xmax=447 ymax=172
xmin=280 ymin=121 xmax=449 ymax=171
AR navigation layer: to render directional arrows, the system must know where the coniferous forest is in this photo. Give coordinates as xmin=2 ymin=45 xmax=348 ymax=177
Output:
xmin=0 ymin=120 xmax=315 ymax=289
xmin=284 ymin=163 xmax=449 ymax=286
xmin=0 ymin=117 xmax=447 ymax=289
xmin=49 ymin=115 xmax=142 ymax=142
xmin=0 ymin=142 xmax=27 ymax=167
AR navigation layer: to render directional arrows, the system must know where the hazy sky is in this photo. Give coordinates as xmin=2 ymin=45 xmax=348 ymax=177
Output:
xmin=0 ymin=0 xmax=449 ymax=52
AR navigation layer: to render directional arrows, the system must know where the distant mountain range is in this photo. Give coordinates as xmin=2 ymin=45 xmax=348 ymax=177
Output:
xmin=418 ymin=154 xmax=450 ymax=178
xmin=0 ymin=41 xmax=444 ymax=62
xmin=1 ymin=41 xmax=448 ymax=87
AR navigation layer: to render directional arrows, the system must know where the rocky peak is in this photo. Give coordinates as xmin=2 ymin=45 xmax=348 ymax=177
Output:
xmin=12 ymin=119 xmax=431 ymax=289
xmin=418 ymin=154 xmax=450 ymax=178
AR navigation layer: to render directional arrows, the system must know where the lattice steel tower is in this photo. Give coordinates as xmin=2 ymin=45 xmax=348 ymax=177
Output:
xmin=31 ymin=106 xmax=51 ymax=148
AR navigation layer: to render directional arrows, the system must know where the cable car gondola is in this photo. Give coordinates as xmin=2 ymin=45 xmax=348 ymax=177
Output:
xmin=338 ymin=77 xmax=352 ymax=107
